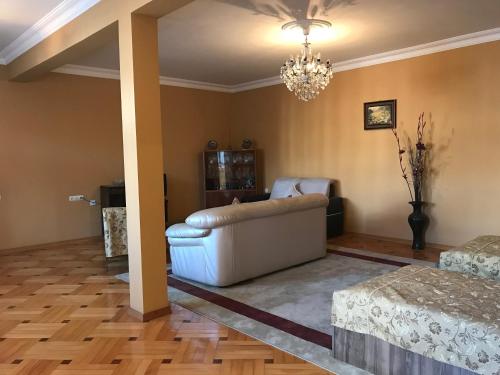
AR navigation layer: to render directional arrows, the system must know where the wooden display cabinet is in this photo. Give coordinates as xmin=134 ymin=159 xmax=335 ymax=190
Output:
xmin=203 ymin=149 xmax=258 ymax=208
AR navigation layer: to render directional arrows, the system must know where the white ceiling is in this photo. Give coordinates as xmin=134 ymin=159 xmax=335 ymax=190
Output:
xmin=75 ymin=0 xmax=500 ymax=84
xmin=2 ymin=0 xmax=500 ymax=85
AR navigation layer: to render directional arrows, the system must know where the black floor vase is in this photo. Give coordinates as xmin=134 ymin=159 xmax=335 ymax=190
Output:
xmin=408 ymin=201 xmax=429 ymax=250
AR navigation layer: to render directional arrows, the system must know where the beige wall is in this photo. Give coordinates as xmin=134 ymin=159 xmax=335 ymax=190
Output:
xmin=230 ymin=41 xmax=500 ymax=246
xmin=162 ymin=86 xmax=231 ymax=223
xmin=0 ymin=73 xmax=230 ymax=250
xmin=0 ymin=73 xmax=124 ymax=250
xmin=2 ymin=41 xmax=499 ymax=250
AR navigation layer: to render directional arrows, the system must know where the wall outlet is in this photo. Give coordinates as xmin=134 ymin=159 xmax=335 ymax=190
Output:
xmin=264 ymin=187 xmax=269 ymax=194
xmin=69 ymin=195 xmax=84 ymax=202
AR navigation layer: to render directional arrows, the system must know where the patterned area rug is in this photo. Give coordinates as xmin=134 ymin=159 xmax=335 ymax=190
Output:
xmin=116 ymin=246 xmax=435 ymax=375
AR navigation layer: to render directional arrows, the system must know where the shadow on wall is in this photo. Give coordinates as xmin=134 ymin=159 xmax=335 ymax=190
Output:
xmin=422 ymin=113 xmax=454 ymax=241
xmin=215 ymin=0 xmax=357 ymax=21
xmin=362 ymin=197 xmax=414 ymax=241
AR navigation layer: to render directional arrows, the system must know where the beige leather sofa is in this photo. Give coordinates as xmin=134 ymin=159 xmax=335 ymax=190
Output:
xmin=166 ymin=194 xmax=329 ymax=286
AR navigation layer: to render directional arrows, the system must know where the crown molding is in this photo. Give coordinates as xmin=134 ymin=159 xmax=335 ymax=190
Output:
xmin=54 ymin=64 xmax=119 ymax=80
xmin=230 ymin=76 xmax=282 ymax=93
xmin=0 ymin=0 xmax=100 ymax=65
xmin=331 ymin=27 xmax=500 ymax=73
xmin=53 ymin=64 xmax=236 ymax=93
xmin=159 ymin=76 xmax=234 ymax=93
xmin=53 ymin=27 xmax=500 ymax=94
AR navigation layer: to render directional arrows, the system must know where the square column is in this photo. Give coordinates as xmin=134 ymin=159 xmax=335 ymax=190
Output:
xmin=118 ymin=13 xmax=168 ymax=319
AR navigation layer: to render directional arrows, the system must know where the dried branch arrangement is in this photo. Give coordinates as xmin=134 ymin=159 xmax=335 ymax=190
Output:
xmin=392 ymin=113 xmax=427 ymax=202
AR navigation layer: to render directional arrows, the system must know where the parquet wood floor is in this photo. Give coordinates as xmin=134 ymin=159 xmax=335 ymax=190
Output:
xmin=0 ymin=238 xmax=331 ymax=375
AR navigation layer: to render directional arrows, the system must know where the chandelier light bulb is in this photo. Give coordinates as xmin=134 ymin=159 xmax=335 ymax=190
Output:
xmin=280 ymin=19 xmax=334 ymax=102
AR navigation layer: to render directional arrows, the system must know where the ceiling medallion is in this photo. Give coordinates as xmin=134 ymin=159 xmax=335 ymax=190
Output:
xmin=280 ymin=19 xmax=334 ymax=102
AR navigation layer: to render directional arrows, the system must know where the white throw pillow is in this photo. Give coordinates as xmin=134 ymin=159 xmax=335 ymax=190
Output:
xmin=286 ymin=183 xmax=303 ymax=198
xmin=269 ymin=178 xmax=300 ymax=199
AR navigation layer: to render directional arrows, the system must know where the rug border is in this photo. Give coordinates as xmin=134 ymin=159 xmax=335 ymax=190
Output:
xmin=165 ymin=247 xmax=415 ymax=350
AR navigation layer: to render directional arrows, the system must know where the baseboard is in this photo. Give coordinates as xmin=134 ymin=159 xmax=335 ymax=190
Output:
xmin=340 ymin=231 xmax=452 ymax=250
xmin=0 ymin=236 xmax=102 ymax=254
xmin=127 ymin=305 xmax=171 ymax=322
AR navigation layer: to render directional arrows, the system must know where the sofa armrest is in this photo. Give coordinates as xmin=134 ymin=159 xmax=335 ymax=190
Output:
xmin=240 ymin=193 xmax=271 ymax=203
xmin=166 ymin=223 xmax=211 ymax=238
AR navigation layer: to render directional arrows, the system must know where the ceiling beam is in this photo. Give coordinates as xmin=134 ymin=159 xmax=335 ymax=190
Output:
xmin=7 ymin=0 xmax=192 ymax=81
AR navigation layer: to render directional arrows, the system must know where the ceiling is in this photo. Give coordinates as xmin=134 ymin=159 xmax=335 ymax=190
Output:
xmin=0 ymin=0 xmax=63 ymax=51
xmin=2 ymin=0 xmax=500 ymax=85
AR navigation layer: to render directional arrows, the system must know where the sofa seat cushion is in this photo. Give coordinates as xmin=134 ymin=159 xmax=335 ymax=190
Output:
xmin=331 ymin=265 xmax=500 ymax=375
xmin=166 ymin=223 xmax=211 ymax=238
xmin=439 ymin=235 xmax=500 ymax=281
xmin=186 ymin=194 xmax=328 ymax=229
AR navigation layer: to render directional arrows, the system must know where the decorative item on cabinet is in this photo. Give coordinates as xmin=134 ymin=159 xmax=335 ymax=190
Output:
xmin=241 ymin=138 xmax=253 ymax=150
xmin=203 ymin=149 xmax=259 ymax=208
xmin=207 ymin=140 xmax=218 ymax=150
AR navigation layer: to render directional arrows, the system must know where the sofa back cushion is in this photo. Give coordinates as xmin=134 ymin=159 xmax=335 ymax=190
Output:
xmin=299 ymin=178 xmax=331 ymax=197
xmin=269 ymin=177 xmax=300 ymax=199
xmin=270 ymin=177 xmax=331 ymax=199
xmin=186 ymin=193 xmax=328 ymax=229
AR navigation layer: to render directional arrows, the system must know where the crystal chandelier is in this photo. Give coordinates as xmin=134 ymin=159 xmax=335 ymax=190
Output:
xmin=280 ymin=19 xmax=334 ymax=102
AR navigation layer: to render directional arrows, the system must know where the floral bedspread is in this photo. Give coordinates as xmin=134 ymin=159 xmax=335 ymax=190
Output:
xmin=102 ymin=207 xmax=128 ymax=258
xmin=439 ymin=235 xmax=500 ymax=281
xmin=331 ymin=265 xmax=500 ymax=375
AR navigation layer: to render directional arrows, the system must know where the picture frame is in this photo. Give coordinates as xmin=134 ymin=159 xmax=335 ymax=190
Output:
xmin=364 ymin=99 xmax=397 ymax=130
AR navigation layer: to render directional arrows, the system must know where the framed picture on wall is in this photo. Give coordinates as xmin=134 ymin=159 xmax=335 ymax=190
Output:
xmin=364 ymin=99 xmax=397 ymax=130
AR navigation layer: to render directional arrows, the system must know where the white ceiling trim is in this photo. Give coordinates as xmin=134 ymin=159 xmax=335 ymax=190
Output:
xmin=331 ymin=27 xmax=500 ymax=73
xmin=159 ymin=76 xmax=235 ymax=93
xmin=53 ymin=26 xmax=500 ymax=93
xmin=54 ymin=64 xmax=120 ymax=79
xmin=230 ymin=76 xmax=282 ymax=92
xmin=0 ymin=0 xmax=100 ymax=65
xmin=53 ymin=64 xmax=236 ymax=93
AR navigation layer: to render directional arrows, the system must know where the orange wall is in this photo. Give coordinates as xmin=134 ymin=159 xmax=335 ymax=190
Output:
xmin=0 ymin=73 xmax=230 ymax=250
xmin=2 ymin=41 xmax=499 ymax=250
xmin=230 ymin=41 xmax=500 ymax=246
xmin=161 ymin=86 xmax=231 ymax=223
xmin=0 ymin=73 xmax=123 ymax=250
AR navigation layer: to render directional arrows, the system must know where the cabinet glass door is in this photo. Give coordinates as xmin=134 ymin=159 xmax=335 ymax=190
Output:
xmin=204 ymin=150 xmax=256 ymax=191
